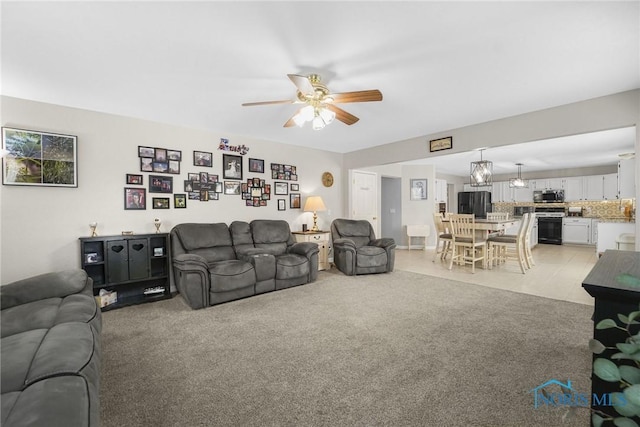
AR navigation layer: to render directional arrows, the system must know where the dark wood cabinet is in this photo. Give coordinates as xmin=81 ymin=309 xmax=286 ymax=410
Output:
xmin=582 ymin=250 xmax=640 ymax=425
xmin=79 ymin=233 xmax=171 ymax=310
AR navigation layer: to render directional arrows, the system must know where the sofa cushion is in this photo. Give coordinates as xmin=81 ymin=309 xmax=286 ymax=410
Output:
xmin=1 ymin=323 xmax=97 ymax=394
xmin=333 ymin=220 xmax=372 ymax=249
xmin=1 ymin=294 xmax=98 ymax=339
xmin=356 ymin=246 xmax=387 ymax=268
xmin=174 ymin=223 xmax=233 ymax=251
xmin=0 ymin=269 xmax=92 ymax=310
xmin=251 ymin=220 xmax=291 ymax=255
xmin=275 ymin=254 xmax=310 ymax=280
xmin=208 ymin=260 xmax=255 ymax=293
xmin=230 ymin=221 xmax=255 ymax=253
xmin=1 ymin=376 xmax=92 ymax=427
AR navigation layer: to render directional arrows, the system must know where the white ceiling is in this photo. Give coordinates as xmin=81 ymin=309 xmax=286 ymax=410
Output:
xmin=1 ymin=1 xmax=638 ymax=168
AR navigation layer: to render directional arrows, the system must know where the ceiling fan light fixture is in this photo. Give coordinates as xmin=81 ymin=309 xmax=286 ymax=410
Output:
xmin=312 ymin=115 xmax=325 ymax=130
xmin=319 ymin=107 xmax=336 ymax=125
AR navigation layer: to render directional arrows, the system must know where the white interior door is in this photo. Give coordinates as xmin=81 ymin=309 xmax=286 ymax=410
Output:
xmin=350 ymin=170 xmax=379 ymax=234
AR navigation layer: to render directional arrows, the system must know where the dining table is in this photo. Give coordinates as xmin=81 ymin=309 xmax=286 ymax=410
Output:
xmin=443 ymin=217 xmax=521 ymax=238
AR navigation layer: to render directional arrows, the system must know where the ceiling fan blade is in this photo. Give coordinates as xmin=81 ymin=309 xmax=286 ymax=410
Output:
xmin=325 ymin=104 xmax=359 ymax=125
xmin=283 ymin=107 xmax=303 ymax=128
xmin=287 ymin=74 xmax=315 ymax=95
xmin=329 ymin=90 xmax=383 ymax=104
xmin=242 ymin=99 xmax=294 ymax=107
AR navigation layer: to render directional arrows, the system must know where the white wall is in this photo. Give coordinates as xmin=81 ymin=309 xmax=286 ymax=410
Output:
xmin=0 ymin=96 xmax=344 ymax=283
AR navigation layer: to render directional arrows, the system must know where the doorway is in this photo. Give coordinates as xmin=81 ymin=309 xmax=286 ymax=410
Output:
xmin=381 ymin=177 xmax=402 ymax=245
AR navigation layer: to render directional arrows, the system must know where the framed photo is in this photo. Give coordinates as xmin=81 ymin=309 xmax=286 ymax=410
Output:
xmin=274 ymin=182 xmax=288 ymax=195
xmin=154 ymin=148 xmax=167 ymax=162
xmin=2 ymin=127 xmax=78 ymax=187
xmin=85 ymin=252 xmax=99 ymax=263
xmin=290 ymin=193 xmax=301 ymax=209
xmin=124 ymin=187 xmax=146 ymax=210
xmin=174 ymin=193 xmax=187 ymax=208
xmin=224 ymin=181 xmax=241 ymax=195
xmin=138 ymin=146 xmax=155 ymax=158
xmin=167 ymin=150 xmax=182 ymax=161
xmin=140 ymin=157 xmax=153 ymax=172
xmin=153 ymin=247 xmax=164 ymax=257
xmin=429 ymin=136 xmax=453 ymax=153
xmin=149 ymin=175 xmax=173 ymax=193
xmin=126 ymin=174 xmax=143 ymax=185
xmin=223 ymin=154 xmax=242 ymax=180
xmin=290 ymin=183 xmax=299 ymax=191
xmin=188 ymin=173 xmax=199 ymax=182
xmin=152 ymin=197 xmax=170 ymax=209
xmin=248 ymin=158 xmax=264 ymax=173
xmin=410 ymin=179 xmax=428 ymax=200
xmin=168 ymin=160 xmax=180 ymax=174
xmin=152 ymin=161 xmax=169 ymax=173
xmin=194 ymin=151 xmax=212 ymax=167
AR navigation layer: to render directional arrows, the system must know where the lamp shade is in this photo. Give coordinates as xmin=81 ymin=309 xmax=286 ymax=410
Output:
xmin=303 ymin=196 xmax=327 ymax=212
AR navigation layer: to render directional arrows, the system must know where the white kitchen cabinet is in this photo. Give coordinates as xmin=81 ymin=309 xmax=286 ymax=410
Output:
xmin=603 ymin=173 xmax=618 ymax=200
xmin=491 ymin=181 xmax=512 ymax=202
xmin=596 ymin=222 xmax=636 ymax=254
xmin=562 ymin=218 xmax=592 ymax=245
xmin=618 ymin=158 xmax=636 ymax=199
xmin=563 ymin=177 xmax=583 ymax=201
xmin=434 ymin=179 xmax=448 ymax=203
xmin=584 ymin=175 xmax=605 ymax=201
xmin=591 ymin=219 xmax=599 ymax=246
xmin=512 ymin=182 xmax=533 ymax=202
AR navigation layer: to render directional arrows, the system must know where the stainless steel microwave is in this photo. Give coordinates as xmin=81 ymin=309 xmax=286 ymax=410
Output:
xmin=533 ymin=189 xmax=565 ymax=203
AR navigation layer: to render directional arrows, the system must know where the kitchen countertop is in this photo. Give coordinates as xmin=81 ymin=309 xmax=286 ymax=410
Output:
xmin=585 ymin=217 xmax=635 ymax=223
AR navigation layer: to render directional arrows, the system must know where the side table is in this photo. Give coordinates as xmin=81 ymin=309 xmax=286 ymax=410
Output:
xmin=292 ymin=231 xmax=332 ymax=270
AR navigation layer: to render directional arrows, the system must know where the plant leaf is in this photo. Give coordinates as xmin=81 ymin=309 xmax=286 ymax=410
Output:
xmin=593 ymin=414 xmax=604 ymax=427
xmin=627 ymin=311 xmax=640 ymax=324
xmin=624 ymin=384 xmax=640 ymax=407
xmin=597 ymin=318 xmax=619 ymax=329
xmin=617 ymin=343 xmax=640 ymax=355
xmin=612 ymin=352 xmax=640 ymax=362
xmin=590 ymin=339 xmax=607 ymax=354
xmin=594 ymin=358 xmax=622 ymax=382
xmin=613 ymin=417 xmax=640 ymax=427
xmin=620 ymin=366 xmax=640 ymax=384
xmin=613 ymin=392 xmax=640 ymax=417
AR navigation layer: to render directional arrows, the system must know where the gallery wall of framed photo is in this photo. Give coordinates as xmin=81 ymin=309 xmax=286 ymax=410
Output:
xmin=1 ymin=96 xmax=344 ymax=283
xmin=126 ymin=143 xmax=303 ymax=210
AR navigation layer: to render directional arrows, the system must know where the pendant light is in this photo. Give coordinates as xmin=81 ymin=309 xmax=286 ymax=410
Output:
xmin=509 ymin=163 xmax=529 ymax=188
xmin=470 ymin=149 xmax=493 ymax=187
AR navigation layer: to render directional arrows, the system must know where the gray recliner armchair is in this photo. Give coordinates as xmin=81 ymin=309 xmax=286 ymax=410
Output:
xmin=330 ymin=219 xmax=396 ymax=276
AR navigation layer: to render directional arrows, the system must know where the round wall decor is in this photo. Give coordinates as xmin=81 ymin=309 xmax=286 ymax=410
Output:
xmin=322 ymin=172 xmax=334 ymax=187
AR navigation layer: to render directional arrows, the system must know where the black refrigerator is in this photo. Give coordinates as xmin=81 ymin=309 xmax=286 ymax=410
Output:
xmin=458 ymin=191 xmax=492 ymax=218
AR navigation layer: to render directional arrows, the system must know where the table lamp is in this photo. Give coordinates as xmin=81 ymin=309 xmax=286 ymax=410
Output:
xmin=303 ymin=196 xmax=327 ymax=232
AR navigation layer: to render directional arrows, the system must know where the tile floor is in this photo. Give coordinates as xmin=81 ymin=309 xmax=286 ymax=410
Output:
xmin=394 ymin=243 xmax=599 ymax=306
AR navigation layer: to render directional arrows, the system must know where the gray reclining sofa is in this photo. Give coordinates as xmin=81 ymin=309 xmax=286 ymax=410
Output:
xmin=1 ymin=269 xmax=102 ymax=427
xmin=170 ymin=219 xmax=319 ymax=309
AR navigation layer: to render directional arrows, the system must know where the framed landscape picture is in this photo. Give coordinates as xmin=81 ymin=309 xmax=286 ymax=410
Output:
xmin=2 ymin=127 xmax=78 ymax=187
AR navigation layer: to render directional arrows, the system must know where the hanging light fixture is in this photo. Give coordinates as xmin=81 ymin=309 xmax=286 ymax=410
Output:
xmin=509 ymin=163 xmax=529 ymax=188
xmin=469 ymin=148 xmax=493 ymax=187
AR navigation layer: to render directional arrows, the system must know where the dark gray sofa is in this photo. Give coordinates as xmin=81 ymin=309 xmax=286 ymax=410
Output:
xmin=330 ymin=218 xmax=397 ymax=276
xmin=1 ymin=269 xmax=102 ymax=427
xmin=170 ymin=219 xmax=319 ymax=309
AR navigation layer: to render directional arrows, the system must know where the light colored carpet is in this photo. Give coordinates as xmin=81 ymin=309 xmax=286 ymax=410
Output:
xmin=100 ymin=269 xmax=593 ymax=426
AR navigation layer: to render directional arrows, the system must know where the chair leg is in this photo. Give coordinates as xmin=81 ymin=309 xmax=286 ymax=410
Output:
xmin=433 ymin=237 xmax=440 ymax=262
xmin=448 ymin=244 xmax=456 ymax=270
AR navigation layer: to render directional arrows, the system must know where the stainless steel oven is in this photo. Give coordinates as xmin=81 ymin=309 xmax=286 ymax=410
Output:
xmin=535 ymin=207 xmax=565 ymax=245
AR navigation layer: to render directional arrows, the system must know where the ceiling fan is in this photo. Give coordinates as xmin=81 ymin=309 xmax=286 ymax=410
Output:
xmin=241 ymin=74 xmax=383 ymax=130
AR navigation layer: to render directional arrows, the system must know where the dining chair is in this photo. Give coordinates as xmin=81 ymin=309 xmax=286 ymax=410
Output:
xmin=487 ymin=213 xmax=529 ymax=274
xmin=432 ymin=213 xmax=452 ymax=262
xmin=448 ymin=214 xmax=487 ymax=273
xmin=487 ymin=212 xmax=510 ymax=220
xmin=523 ymin=213 xmax=536 ymax=269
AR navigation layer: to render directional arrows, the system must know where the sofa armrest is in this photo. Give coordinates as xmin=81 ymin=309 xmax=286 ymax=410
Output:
xmin=333 ymin=238 xmax=357 ymax=251
xmin=1 ymin=270 xmax=92 ymax=310
xmin=288 ymin=242 xmax=320 ymax=258
xmin=172 ymin=254 xmax=210 ymax=309
xmin=370 ymin=238 xmax=397 ymax=250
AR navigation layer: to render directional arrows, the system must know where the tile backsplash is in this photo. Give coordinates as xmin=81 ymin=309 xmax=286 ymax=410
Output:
xmin=494 ymin=199 xmax=636 ymax=221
